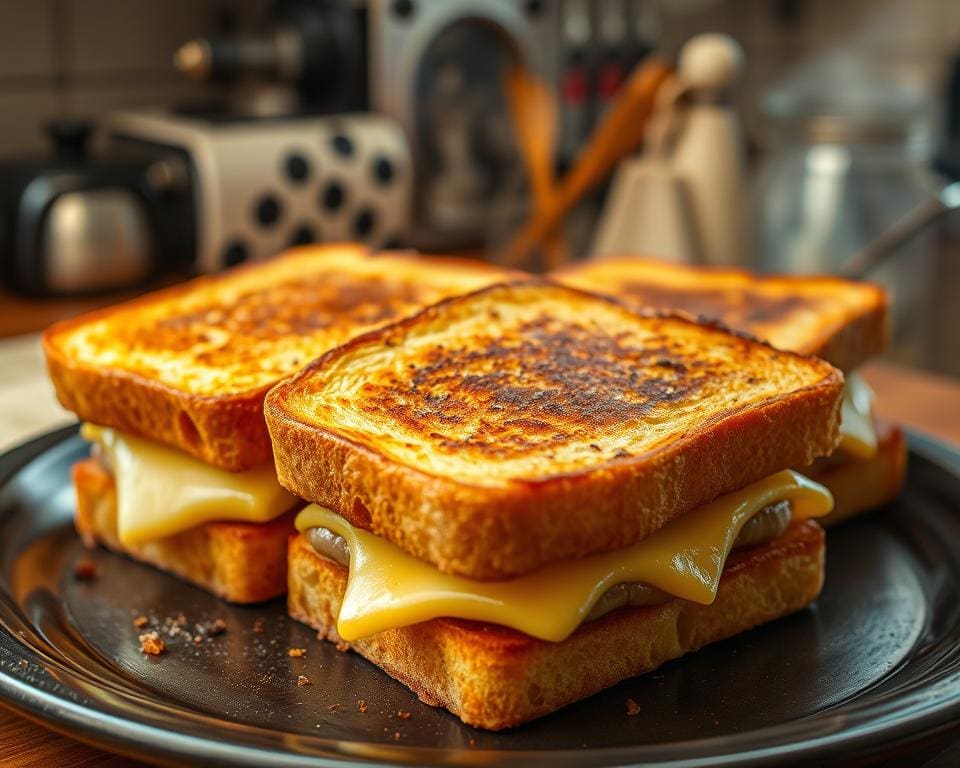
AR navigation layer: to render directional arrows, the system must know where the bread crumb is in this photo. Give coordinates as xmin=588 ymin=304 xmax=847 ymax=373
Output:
xmin=253 ymin=617 xmax=265 ymax=634
xmin=288 ymin=648 xmax=306 ymax=658
xmin=138 ymin=631 xmax=167 ymax=656
xmin=297 ymin=675 xmax=311 ymax=686
xmin=625 ymin=698 xmax=641 ymax=716
xmin=468 ymin=738 xmax=476 ymax=746
xmin=357 ymin=700 xmax=368 ymax=713
xmin=397 ymin=710 xmax=411 ymax=720
xmin=328 ymin=703 xmax=341 ymax=712
xmin=210 ymin=618 xmax=227 ymax=635
xmin=73 ymin=559 xmax=98 ymax=581
xmin=393 ymin=731 xmax=401 ymax=741
xmin=132 ymin=615 xmax=149 ymax=629
xmin=335 ymin=641 xmax=350 ymax=652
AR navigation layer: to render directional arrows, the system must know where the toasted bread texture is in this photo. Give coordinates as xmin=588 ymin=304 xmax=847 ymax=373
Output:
xmin=74 ymin=458 xmax=293 ymax=602
xmin=44 ymin=245 xmax=512 ymax=471
xmin=808 ymin=420 xmax=907 ymax=526
xmin=288 ymin=521 xmax=825 ymax=730
xmin=267 ymin=281 xmax=843 ymax=579
xmin=553 ymin=257 xmax=888 ymax=372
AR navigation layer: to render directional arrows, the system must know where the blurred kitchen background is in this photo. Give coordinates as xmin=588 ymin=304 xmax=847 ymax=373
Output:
xmin=0 ymin=0 xmax=957 ymax=413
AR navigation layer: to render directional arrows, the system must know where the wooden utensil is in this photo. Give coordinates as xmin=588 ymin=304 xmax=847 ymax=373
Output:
xmin=504 ymin=63 xmax=568 ymax=268
xmin=500 ymin=58 xmax=673 ymax=269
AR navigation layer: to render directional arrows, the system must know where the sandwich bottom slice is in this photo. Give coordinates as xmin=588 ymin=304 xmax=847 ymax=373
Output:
xmin=288 ymin=485 xmax=829 ymax=730
xmin=73 ymin=424 xmax=300 ymax=603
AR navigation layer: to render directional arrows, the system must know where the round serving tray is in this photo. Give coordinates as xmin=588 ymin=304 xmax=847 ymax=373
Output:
xmin=2 ymin=425 xmax=960 ymax=767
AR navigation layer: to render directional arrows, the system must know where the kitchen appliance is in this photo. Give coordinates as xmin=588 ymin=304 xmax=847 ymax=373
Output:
xmin=106 ymin=110 xmax=412 ymax=274
xmin=0 ymin=111 xmax=412 ymax=295
xmin=591 ymin=34 xmax=745 ymax=265
xmin=175 ymin=0 xmax=659 ymax=252
xmin=0 ymin=120 xmax=192 ymax=296
xmin=749 ymin=53 xmax=959 ymax=374
xmin=501 ymin=55 xmax=672 ymax=268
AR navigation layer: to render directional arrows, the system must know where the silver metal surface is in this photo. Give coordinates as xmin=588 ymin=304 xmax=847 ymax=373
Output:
xmin=45 ymin=189 xmax=152 ymax=292
xmin=843 ymin=181 xmax=960 ymax=279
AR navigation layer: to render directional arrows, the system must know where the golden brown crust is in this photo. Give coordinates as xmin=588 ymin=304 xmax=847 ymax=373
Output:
xmin=73 ymin=458 xmax=294 ymax=603
xmin=287 ymin=521 xmax=826 ymax=730
xmin=553 ymin=256 xmax=889 ymax=372
xmin=267 ymin=281 xmax=843 ymax=579
xmin=807 ymin=420 xmax=907 ymax=526
xmin=44 ymin=245 xmax=515 ymax=470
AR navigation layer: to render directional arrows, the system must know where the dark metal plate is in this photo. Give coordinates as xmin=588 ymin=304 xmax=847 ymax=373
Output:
xmin=2 ymin=425 xmax=960 ymax=766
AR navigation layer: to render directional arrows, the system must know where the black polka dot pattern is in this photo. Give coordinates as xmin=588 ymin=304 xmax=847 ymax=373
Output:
xmin=321 ymin=181 xmax=345 ymax=211
xmin=223 ymin=240 xmax=248 ymax=267
xmin=353 ymin=208 xmax=376 ymax=237
xmin=284 ymin=152 xmax=311 ymax=183
xmin=255 ymin=194 xmax=282 ymax=227
xmin=372 ymin=155 xmax=394 ymax=186
xmin=331 ymin=134 xmax=354 ymax=158
xmin=289 ymin=224 xmax=316 ymax=247
xmin=217 ymin=121 xmax=408 ymax=259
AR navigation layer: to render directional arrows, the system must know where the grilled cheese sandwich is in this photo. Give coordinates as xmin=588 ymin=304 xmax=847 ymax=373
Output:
xmin=268 ymin=281 xmax=843 ymax=729
xmin=46 ymin=245 xmax=514 ymax=602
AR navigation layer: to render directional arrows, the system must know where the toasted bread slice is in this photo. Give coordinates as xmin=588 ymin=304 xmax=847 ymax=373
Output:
xmin=267 ymin=281 xmax=842 ymax=579
xmin=808 ymin=420 xmax=907 ymax=526
xmin=553 ymin=257 xmax=888 ymax=372
xmin=44 ymin=245 xmax=512 ymax=471
xmin=288 ymin=521 xmax=825 ymax=730
xmin=74 ymin=457 xmax=293 ymax=603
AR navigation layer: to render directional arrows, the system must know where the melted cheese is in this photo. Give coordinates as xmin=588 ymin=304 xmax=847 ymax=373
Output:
xmin=839 ymin=373 xmax=877 ymax=459
xmin=82 ymin=424 xmax=297 ymax=545
xmin=295 ymin=470 xmax=833 ymax=643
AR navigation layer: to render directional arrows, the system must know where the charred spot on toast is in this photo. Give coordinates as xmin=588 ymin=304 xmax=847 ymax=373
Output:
xmin=132 ymin=275 xmax=431 ymax=372
xmin=45 ymin=247 xmax=510 ymax=402
xmin=617 ymin=282 xmax=811 ymax=334
xmin=156 ymin=275 xmax=424 ymax=340
xmin=359 ymin=315 xmax=716 ymax=457
xmin=554 ymin=258 xmax=889 ymax=371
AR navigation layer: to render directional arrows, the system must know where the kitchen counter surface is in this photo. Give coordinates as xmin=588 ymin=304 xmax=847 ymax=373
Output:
xmin=1 ymin=338 xmax=959 ymax=766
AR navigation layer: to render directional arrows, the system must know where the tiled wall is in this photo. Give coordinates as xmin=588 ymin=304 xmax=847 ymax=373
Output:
xmin=0 ymin=0 xmax=957 ymax=154
xmin=657 ymin=0 xmax=960 ymax=140
xmin=0 ymin=0 xmax=268 ymax=155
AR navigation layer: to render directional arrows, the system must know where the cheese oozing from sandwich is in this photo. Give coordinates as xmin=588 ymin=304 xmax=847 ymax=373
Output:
xmin=295 ymin=470 xmax=833 ymax=643
xmin=81 ymin=424 xmax=297 ymax=545
xmin=838 ymin=373 xmax=877 ymax=459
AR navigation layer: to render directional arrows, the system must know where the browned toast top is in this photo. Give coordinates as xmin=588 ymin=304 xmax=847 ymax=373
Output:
xmin=553 ymin=257 xmax=888 ymax=371
xmin=266 ymin=281 xmax=842 ymax=578
xmin=44 ymin=245 xmax=513 ymax=470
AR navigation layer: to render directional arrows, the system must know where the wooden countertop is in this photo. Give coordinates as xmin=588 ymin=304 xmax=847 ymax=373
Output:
xmin=1 ymin=361 xmax=959 ymax=766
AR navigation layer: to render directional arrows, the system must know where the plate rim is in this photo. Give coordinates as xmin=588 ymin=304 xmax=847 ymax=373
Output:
xmin=2 ymin=424 xmax=960 ymax=767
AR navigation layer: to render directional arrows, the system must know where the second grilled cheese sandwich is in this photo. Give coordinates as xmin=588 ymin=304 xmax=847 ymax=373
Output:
xmin=46 ymin=245 xmax=514 ymax=602
xmin=554 ymin=256 xmax=903 ymax=526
